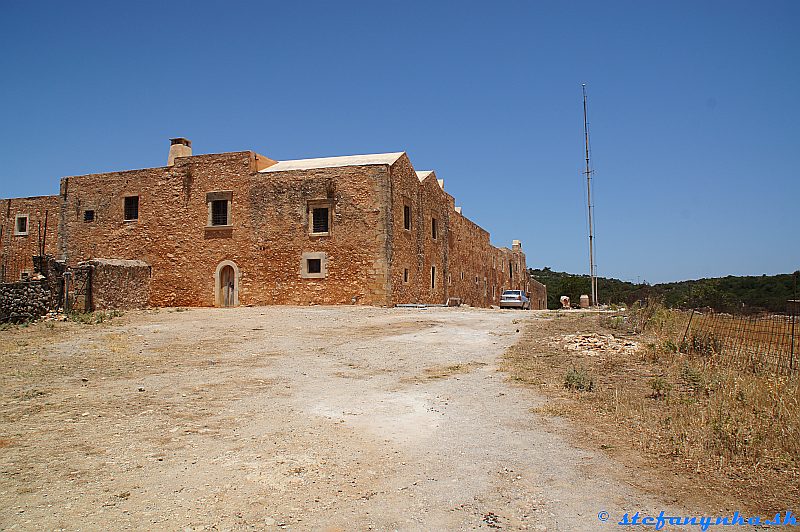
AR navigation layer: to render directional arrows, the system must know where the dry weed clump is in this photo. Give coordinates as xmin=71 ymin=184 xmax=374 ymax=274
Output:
xmin=504 ymin=305 xmax=800 ymax=511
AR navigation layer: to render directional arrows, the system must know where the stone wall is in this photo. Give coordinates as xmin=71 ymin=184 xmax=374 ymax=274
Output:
xmin=86 ymin=259 xmax=151 ymax=311
xmin=0 ymin=280 xmax=53 ymax=323
xmin=448 ymin=208 xmax=493 ymax=307
xmin=247 ymin=163 xmax=391 ymax=306
xmin=418 ymin=171 xmax=451 ymax=305
xmin=387 ymin=155 xmax=531 ymax=307
xmin=59 ymin=152 xmax=264 ymax=307
xmin=388 ymin=155 xmax=440 ymax=305
xmin=4 ymin=144 xmax=541 ymax=309
xmin=529 ymin=278 xmax=548 ymax=310
xmin=1 ymin=196 xmax=60 ymax=282
xmin=59 ymin=151 xmax=393 ymax=307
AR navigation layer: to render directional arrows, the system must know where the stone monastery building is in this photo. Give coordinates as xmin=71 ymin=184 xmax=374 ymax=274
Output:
xmin=1 ymin=139 xmax=546 ymax=309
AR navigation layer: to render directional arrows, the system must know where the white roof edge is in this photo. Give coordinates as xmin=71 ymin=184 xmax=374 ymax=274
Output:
xmin=261 ymin=152 xmax=405 ymax=173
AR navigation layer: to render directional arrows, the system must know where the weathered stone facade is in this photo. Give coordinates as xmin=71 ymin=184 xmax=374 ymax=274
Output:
xmin=528 ymin=278 xmax=548 ymax=310
xmin=2 ymin=142 xmax=545 ymax=309
xmin=1 ymin=196 xmax=60 ymax=282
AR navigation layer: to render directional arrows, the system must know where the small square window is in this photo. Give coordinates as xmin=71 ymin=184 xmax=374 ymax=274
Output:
xmin=84 ymin=210 xmax=95 ymax=222
xmin=403 ymin=205 xmax=411 ymax=230
xmin=14 ymin=215 xmax=29 ymax=235
xmin=300 ymin=252 xmax=327 ymax=279
xmin=307 ymin=258 xmax=321 ymax=274
xmin=124 ymin=196 xmax=139 ymax=221
xmin=211 ymin=200 xmax=229 ymax=226
xmin=431 ymin=217 xmax=438 ymax=240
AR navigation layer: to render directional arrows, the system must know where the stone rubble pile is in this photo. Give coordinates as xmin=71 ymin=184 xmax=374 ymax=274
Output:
xmin=42 ymin=310 xmax=68 ymax=322
xmin=553 ymin=333 xmax=639 ymax=357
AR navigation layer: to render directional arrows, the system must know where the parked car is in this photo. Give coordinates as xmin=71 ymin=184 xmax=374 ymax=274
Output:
xmin=499 ymin=289 xmax=530 ymax=310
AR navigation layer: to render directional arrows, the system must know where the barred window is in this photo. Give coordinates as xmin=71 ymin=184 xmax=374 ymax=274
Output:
xmin=124 ymin=196 xmax=139 ymax=221
xmin=206 ymin=191 xmax=233 ymax=228
xmin=308 ymin=201 xmax=332 ymax=235
xmin=211 ymin=200 xmax=229 ymax=226
xmin=312 ymin=207 xmax=329 ymax=234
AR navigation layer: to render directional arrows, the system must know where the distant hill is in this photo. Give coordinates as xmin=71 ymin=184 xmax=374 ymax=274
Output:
xmin=529 ymin=267 xmax=800 ymax=314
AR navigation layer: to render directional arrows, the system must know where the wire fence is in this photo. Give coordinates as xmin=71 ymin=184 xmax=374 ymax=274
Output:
xmin=681 ymin=308 xmax=799 ymax=376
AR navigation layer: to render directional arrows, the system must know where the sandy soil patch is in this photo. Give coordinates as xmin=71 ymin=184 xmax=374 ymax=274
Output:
xmin=3 ymin=307 xmax=691 ymax=530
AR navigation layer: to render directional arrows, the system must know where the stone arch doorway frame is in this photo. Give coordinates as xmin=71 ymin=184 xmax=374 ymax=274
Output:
xmin=214 ymin=260 xmax=241 ymax=307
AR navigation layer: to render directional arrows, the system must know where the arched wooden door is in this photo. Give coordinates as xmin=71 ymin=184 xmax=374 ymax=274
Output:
xmin=214 ymin=260 xmax=240 ymax=307
xmin=220 ymin=265 xmax=235 ymax=307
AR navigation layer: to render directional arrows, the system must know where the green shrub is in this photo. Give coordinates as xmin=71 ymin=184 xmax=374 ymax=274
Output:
xmin=681 ymin=333 xmax=722 ymax=356
xmin=649 ymin=376 xmax=672 ymax=400
xmin=67 ymin=310 xmax=123 ymax=325
xmin=564 ymin=366 xmax=594 ymax=392
xmin=680 ymin=364 xmax=705 ymax=393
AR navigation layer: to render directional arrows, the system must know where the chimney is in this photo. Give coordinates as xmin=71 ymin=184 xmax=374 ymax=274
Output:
xmin=512 ymin=239 xmax=522 ymax=251
xmin=168 ymin=138 xmax=192 ymax=166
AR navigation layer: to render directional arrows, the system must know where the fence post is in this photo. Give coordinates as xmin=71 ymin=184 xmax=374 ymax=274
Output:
xmin=681 ymin=309 xmax=695 ymax=351
xmin=791 ymin=274 xmax=798 ymax=373
xmin=791 ymin=307 xmax=796 ymax=373
xmin=63 ymin=270 xmax=71 ymax=313
xmin=86 ymin=266 xmax=93 ymax=312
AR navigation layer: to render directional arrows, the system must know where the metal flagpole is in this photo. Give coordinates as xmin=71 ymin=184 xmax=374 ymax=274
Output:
xmin=582 ymin=84 xmax=598 ymax=306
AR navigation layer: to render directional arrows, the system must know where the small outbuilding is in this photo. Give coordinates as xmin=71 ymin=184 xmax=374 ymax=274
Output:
xmin=74 ymin=258 xmax=151 ymax=311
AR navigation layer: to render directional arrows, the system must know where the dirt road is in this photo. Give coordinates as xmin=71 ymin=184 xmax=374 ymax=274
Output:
xmin=1 ymin=307 xmax=682 ymax=530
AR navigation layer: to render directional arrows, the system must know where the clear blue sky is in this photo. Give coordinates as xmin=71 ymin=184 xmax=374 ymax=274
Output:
xmin=1 ymin=1 xmax=797 ymax=283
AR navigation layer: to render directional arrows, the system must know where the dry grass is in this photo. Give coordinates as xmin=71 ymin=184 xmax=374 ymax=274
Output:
xmin=503 ymin=307 xmax=800 ymax=512
xmin=402 ymin=361 xmax=488 ymax=384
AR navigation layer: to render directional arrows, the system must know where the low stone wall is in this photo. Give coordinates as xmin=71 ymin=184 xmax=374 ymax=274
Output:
xmin=0 ymin=280 xmax=53 ymax=323
xmin=84 ymin=258 xmax=151 ymax=311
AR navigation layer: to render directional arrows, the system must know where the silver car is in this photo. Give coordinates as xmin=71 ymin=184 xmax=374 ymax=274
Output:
xmin=499 ymin=289 xmax=530 ymax=310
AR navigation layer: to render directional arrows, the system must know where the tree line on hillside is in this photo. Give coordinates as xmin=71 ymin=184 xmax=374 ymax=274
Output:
xmin=529 ymin=267 xmax=800 ymax=315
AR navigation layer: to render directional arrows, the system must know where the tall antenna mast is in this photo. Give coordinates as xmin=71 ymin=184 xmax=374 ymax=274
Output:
xmin=582 ymin=84 xmax=598 ymax=307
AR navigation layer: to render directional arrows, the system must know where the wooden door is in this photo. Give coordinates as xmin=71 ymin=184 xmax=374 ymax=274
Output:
xmin=220 ymin=265 xmax=234 ymax=307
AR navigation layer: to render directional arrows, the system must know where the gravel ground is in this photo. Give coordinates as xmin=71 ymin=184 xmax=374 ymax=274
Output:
xmin=1 ymin=306 xmax=687 ymax=531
